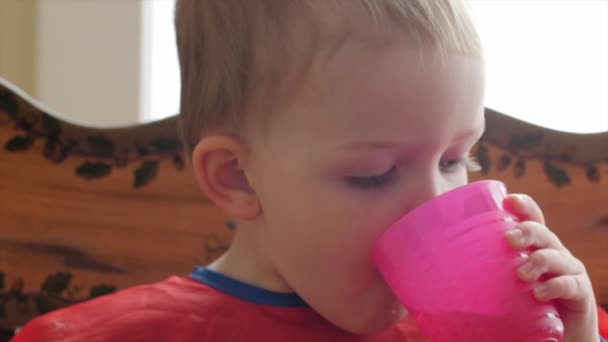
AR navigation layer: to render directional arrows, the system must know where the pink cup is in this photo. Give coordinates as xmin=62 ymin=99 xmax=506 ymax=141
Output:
xmin=373 ymin=180 xmax=564 ymax=342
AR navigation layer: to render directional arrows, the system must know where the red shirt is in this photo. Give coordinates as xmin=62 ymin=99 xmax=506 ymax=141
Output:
xmin=599 ymin=306 xmax=608 ymax=340
xmin=13 ymin=268 xmax=426 ymax=342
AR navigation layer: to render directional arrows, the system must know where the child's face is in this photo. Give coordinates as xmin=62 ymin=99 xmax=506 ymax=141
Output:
xmin=245 ymin=41 xmax=485 ymax=333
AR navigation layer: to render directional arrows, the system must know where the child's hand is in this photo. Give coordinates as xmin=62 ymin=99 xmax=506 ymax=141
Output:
xmin=504 ymin=194 xmax=599 ymax=342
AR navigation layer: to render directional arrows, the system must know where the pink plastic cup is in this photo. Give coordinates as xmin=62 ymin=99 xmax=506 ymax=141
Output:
xmin=373 ymin=180 xmax=564 ymax=342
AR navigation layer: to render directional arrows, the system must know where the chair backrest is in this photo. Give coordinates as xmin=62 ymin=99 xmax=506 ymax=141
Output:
xmin=1 ymin=78 xmax=607 ymax=332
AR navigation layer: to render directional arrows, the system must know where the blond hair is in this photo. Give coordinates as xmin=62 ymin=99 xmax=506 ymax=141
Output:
xmin=175 ymin=0 xmax=481 ymax=153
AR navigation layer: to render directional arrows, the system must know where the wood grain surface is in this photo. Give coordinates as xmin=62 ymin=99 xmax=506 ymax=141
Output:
xmin=0 ymin=79 xmax=607 ymax=332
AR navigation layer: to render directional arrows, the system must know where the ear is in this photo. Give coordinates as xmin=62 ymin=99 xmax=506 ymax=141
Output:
xmin=191 ymin=135 xmax=261 ymax=220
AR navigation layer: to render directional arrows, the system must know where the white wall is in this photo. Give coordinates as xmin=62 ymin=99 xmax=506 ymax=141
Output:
xmin=140 ymin=0 xmax=180 ymax=122
xmin=36 ymin=0 xmax=142 ymax=127
xmin=469 ymin=0 xmax=608 ymax=133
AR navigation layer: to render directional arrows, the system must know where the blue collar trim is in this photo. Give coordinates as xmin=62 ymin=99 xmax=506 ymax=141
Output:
xmin=189 ymin=266 xmax=307 ymax=307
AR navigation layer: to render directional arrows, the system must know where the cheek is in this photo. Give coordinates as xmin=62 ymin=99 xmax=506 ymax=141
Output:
xmin=255 ymin=167 xmax=406 ymax=311
xmin=303 ymin=187 xmax=404 ymax=247
xmin=261 ymin=182 xmax=382 ymax=258
xmin=255 ymin=159 xmax=408 ymax=266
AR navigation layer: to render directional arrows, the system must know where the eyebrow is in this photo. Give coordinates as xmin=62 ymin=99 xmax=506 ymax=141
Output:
xmin=338 ymin=140 xmax=404 ymax=151
xmin=340 ymin=125 xmax=485 ymax=151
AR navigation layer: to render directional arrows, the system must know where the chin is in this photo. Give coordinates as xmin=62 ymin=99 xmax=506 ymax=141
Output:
xmin=335 ymin=302 xmax=407 ymax=335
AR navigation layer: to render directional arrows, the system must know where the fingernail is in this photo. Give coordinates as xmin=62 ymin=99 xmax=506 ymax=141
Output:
xmin=506 ymin=229 xmax=526 ymax=246
xmin=534 ymin=285 xmax=550 ymax=301
xmin=518 ymin=262 xmax=537 ymax=281
xmin=515 ymin=194 xmax=528 ymax=204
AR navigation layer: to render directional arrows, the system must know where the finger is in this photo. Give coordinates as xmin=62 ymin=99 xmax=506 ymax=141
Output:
xmin=505 ymin=221 xmax=566 ymax=251
xmin=503 ymin=194 xmax=545 ymax=225
xmin=533 ymin=274 xmax=590 ymax=302
xmin=517 ymin=248 xmax=584 ymax=283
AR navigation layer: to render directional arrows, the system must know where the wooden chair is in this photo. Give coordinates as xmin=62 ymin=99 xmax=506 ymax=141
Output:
xmin=1 ymin=78 xmax=607 ymax=340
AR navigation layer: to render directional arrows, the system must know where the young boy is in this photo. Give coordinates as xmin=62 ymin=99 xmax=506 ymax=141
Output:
xmin=13 ymin=0 xmax=601 ymax=341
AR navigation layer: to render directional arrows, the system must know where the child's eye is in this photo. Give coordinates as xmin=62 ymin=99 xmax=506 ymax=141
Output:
xmin=440 ymin=156 xmax=480 ymax=173
xmin=439 ymin=158 xmax=463 ymax=171
xmin=346 ymin=166 xmax=397 ymax=189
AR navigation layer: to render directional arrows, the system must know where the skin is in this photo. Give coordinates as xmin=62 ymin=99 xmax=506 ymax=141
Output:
xmin=191 ymin=38 xmax=598 ymax=339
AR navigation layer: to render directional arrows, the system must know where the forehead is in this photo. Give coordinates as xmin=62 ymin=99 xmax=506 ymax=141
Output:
xmin=261 ymin=41 xmax=485 ymax=151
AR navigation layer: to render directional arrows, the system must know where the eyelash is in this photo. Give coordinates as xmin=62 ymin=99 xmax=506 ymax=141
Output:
xmin=346 ymin=156 xmax=480 ymax=189
xmin=440 ymin=156 xmax=481 ymax=173
xmin=346 ymin=166 xmax=397 ymax=189
xmin=464 ymin=156 xmax=482 ymax=172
